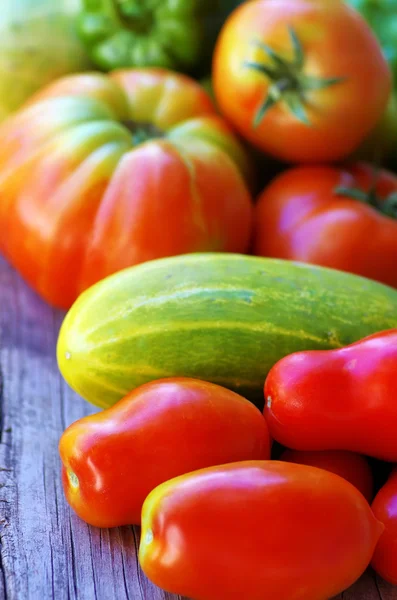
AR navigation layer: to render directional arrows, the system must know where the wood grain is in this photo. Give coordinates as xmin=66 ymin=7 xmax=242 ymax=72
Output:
xmin=0 ymin=255 xmax=396 ymax=600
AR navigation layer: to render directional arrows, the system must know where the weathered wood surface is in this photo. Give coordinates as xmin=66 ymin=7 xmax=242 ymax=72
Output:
xmin=0 ymin=254 xmax=396 ymax=600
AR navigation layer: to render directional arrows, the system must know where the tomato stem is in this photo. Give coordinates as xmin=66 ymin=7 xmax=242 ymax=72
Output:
xmin=381 ymin=193 xmax=397 ymax=218
xmin=244 ymin=27 xmax=346 ymax=127
xmin=121 ymin=120 xmax=164 ymax=145
xmin=334 ymin=177 xmax=397 ymax=219
xmin=334 ymin=186 xmax=377 ymax=205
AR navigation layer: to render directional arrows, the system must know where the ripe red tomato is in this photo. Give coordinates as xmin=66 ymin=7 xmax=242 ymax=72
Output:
xmin=59 ymin=378 xmax=270 ymax=528
xmin=371 ymin=468 xmax=397 ymax=585
xmin=0 ymin=69 xmax=253 ymax=309
xmin=253 ymin=163 xmax=397 ymax=287
xmin=139 ymin=461 xmax=383 ymax=600
xmin=264 ymin=330 xmax=397 ymax=461
xmin=213 ymin=0 xmax=391 ymax=163
xmin=280 ymin=449 xmax=374 ymax=502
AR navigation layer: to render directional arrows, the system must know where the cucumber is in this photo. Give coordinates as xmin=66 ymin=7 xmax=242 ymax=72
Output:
xmin=57 ymin=253 xmax=397 ymax=409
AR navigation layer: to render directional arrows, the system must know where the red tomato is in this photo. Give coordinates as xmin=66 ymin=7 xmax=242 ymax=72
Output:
xmin=264 ymin=330 xmax=397 ymax=461
xmin=371 ymin=467 xmax=397 ymax=585
xmin=280 ymin=449 xmax=374 ymax=502
xmin=0 ymin=69 xmax=253 ymax=309
xmin=139 ymin=461 xmax=383 ymax=600
xmin=59 ymin=378 xmax=270 ymax=528
xmin=213 ymin=0 xmax=391 ymax=163
xmin=253 ymin=163 xmax=397 ymax=288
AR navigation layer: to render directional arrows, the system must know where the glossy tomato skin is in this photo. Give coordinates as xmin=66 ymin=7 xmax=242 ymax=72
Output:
xmin=371 ymin=468 xmax=397 ymax=585
xmin=254 ymin=163 xmax=397 ymax=288
xmin=139 ymin=461 xmax=383 ymax=600
xmin=0 ymin=69 xmax=253 ymax=309
xmin=264 ymin=330 xmax=397 ymax=461
xmin=213 ymin=0 xmax=391 ymax=163
xmin=280 ymin=449 xmax=374 ymax=502
xmin=59 ymin=378 xmax=270 ymax=528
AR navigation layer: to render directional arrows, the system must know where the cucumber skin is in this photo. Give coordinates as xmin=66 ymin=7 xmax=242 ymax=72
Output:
xmin=57 ymin=253 xmax=397 ymax=409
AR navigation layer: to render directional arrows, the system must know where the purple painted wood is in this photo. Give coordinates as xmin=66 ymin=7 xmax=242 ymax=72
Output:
xmin=0 ymin=255 xmax=396 ymax=600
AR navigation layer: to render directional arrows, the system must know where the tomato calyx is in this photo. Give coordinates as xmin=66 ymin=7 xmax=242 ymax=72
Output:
xmin=334 ymin=182 xmax=397 ymax=219
xmin=122 ymin=120 xmax=164 ymax=145
xmin=244 ymin=27 xmax=345 ymax=127
xmin=383 ymin=194 xmax=397 ymax=218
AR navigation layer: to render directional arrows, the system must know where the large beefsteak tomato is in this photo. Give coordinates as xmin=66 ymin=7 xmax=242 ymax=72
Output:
xmin=0 ymin=69 xmax=253 ymax=308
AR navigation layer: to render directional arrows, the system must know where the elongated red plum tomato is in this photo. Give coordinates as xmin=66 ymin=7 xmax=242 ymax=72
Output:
xmin=139 ymin=461 xmax=383 ymax=600
xmin=0 ymin=69 xmax=254 ymax=309
xmin=264 ymin=330 xmax=397 ymax=461
xmin=371 ymin=467 xmax=397 ymax=585
xmin=213 ymin=0 xmax=391 ymax=163
xmin=280 ymin=449 xmax=374 ymax=502
xmin=59 ymin=378 xmax=270 ymax=528
xmin=253 ymin=163 xmax=397 ymax=288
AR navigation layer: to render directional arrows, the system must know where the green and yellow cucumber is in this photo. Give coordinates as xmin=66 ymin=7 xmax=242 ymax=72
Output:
xmin=57 ymin=253 xmax=397 ymax=408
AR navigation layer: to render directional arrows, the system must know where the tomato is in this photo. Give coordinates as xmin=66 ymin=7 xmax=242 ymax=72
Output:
xmin=253 ymin=162 xmax=397 ymax=288
xmin=280 ymin=449 xmax=374 ymax=502
xmin=371 ymin=467 xmax=397 ymax=585
xmin=213 ymin=0 xmax=391 ymax=163
xmin=264 ymin=330 xmax=397 ymax=462
xmin=139 ymin=461 xmax=383 ymax=600
xmin=0 ymin=69 xmax=253 ymax=309
xmin=58 ymin=378 xmax=270 ymax=528
xmin=346 ymin=0 xmax=397 ymax=86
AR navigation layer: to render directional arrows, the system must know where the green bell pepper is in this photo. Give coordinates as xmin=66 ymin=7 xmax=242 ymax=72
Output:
xmin=78 ymin=0 xmax=244 ymax=74
xmin=347 ymin=0 xmax=397 ymax=85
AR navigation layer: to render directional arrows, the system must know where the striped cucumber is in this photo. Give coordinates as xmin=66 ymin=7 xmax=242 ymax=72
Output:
xmin=57 ymin=253 xmax=397 ymax=408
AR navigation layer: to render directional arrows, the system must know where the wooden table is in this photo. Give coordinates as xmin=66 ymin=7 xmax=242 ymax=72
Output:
xmin=0 ymin=255 xmax=396 ymax=600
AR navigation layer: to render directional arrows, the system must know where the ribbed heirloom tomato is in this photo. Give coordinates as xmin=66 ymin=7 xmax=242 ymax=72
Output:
xmin=254 ymin=163 xmax=397 ymax=287
xmin=0 ymin=68 xmax=253 ymax=309
xmin=139 ymin=461 xmax=383 ymax=600
xmin=213 ymin=0 xmax=391 ymax=163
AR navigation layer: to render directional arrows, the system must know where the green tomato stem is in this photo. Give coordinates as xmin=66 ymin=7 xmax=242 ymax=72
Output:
xmin=334 ymin=171 xmax=397 ymax=219
xmin=121 ymin=120 xmax=165 ymax=146
xmin=244 ymin=27 xmax=346 ymax=127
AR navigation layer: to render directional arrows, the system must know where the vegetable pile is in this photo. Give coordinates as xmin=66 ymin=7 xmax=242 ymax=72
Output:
xmin=1 ymin=0 xmax=397 ymax=598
